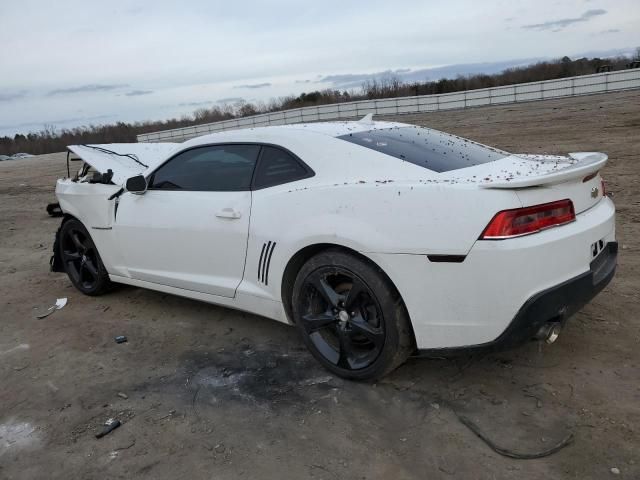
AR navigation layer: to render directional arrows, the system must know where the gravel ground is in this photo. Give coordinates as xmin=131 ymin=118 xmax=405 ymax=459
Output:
xmin=1 ymin=90 xmax=639 ymax=479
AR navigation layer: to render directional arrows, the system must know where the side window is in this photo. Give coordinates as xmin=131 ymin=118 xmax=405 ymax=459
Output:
xmin=253 ymin=146 xmax=310 ymax=189
xmin=149 ymin=144 xmax=260 ymax=191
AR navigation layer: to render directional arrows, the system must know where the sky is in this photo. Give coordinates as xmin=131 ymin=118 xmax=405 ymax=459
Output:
xmin=0 ymin=0 xmax=638 ymax=137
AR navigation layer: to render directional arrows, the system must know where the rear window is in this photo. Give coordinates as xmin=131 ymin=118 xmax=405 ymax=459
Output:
xmin=253 ymin=146 xmax=310 ymax=189
xmin=338 ymin=126 xmax=508 ymax=172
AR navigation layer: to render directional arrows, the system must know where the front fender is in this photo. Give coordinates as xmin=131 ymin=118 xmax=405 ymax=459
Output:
xmin=55 ymin=179 xmax=121 ymax=228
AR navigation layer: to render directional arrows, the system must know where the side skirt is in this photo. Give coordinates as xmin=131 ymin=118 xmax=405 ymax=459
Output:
xmin=109 ymin=275 xmax=289 ymax=324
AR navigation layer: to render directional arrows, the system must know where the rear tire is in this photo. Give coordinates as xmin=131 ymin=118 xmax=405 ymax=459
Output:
xmin=292 ymin=250 xmax=414 ymax=381
xmin=59 ymin=218 xmax=112 ymax=296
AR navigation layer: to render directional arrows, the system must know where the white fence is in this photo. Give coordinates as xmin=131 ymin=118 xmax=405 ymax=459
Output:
xmin=137 ymin=68 xmax=640 ymax=143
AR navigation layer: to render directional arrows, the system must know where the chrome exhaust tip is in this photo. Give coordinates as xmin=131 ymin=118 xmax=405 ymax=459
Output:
xmin=536 ymin=322 xmax=562 ymax=344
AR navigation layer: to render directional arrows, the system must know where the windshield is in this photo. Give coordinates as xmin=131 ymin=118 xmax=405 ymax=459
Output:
xmin=338 ymin=125 xmax=509 ymax=173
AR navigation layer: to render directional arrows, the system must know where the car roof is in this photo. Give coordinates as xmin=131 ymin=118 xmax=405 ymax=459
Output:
xmin=182 ymin=120 xmax=407 ymax=148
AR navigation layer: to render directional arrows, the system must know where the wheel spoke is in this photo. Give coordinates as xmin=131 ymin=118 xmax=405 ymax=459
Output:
xmin=70 ymin=231 xmax=84 ymax=251
xmin=67 ymin=263 xmax=81 ymax=283
xmin=336 ymin=327 xmax=353 ymax=369
xmin=79 ymin=262 xmax=88 ymax=281
xmin=302 ymin=311 xmax=336 ymax=333
xmin=309 ymin=274 xmax=343 ymax=308
xmin=344 ymin=277 xmax=367 ymax=310
xmin=63 ymin=251 xmax=81 ymax=261
xmin=350 ymin=314 xmax=385 ymax=349
xmin=84 ymin=258 xmax=99 ymax=279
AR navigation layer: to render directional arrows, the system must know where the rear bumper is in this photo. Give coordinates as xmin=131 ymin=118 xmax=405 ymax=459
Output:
xmin=417 ymin=241 xmax=617 ymax=355
xmin=366 ymin=197 xmax=616 ymax=349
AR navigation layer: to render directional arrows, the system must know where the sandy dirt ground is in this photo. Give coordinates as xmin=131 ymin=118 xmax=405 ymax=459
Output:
xmin=1 ymin=90 xmax=639 ymax=479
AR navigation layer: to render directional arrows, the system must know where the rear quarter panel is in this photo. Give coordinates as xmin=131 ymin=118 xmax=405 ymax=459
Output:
xmin=241 ymin=179 xmax=521 ymax=305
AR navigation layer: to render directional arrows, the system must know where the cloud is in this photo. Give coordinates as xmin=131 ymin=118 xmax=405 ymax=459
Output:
xmin=48 ymin=84 xmax=128 ymax=96
xmin=318 ymin=48 xmax=636 ymax=90
xmin=0 ymin=114 xmax=115 ymax=131
xmin=599 ymin=28 xmax=620 ymax=34
xmin=522 ymin=9 xmax=606 ymax=31
xmin=321 ymin=64 xmax=538 ymax=89
xmin=216 ymin=97 xmax=244 ymax=104
xmin=125 ymin=89 xmax=153 ymax=96
xmin=233 ymin=82 xmax=272 ymax=89
xmin=0 ymin=91 xmax=27 ymax=102
xmin=178 ymin=100 xmax=214 ymax=107
xmin=319 ymin=69 xmax=416 ymax=88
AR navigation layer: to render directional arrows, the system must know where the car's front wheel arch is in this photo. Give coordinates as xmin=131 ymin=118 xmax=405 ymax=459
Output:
xmin=58 ymin=216 xmax=112 ymax=296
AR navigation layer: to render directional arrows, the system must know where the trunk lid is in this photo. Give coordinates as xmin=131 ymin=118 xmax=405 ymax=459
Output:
xmin=458 ymin=152 xmax=608 ymax=214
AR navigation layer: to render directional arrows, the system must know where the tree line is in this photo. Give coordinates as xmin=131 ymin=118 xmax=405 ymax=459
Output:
xmin=1 ymin=53 xmax=637 ymax=156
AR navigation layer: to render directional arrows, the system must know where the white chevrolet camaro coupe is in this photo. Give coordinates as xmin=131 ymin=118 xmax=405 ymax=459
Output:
xmin=50 ymin=116 xmax=617 ymax=380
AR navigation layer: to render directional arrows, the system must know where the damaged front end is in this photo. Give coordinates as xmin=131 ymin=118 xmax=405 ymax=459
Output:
xmin=48 ymin=143 xmax=179 ymax=274
xmin=48 ymin=151 xmax=120 ymax=273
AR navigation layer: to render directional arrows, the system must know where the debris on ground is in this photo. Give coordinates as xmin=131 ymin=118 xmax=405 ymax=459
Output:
xmin=117 ymin=392 xmax=128 ymax=399
xmin=155 ymin=410 xmax=176 ymax=422
xmin=298 ymin=376 xmax=333 ymax=387
xmin=110 ymin=439 xmax=136 ymax=458
xmin=115 ymin=336 xmax=127 ymax=344
xmin=455 ymin=412 xmax=574 ymax=459
xmin=95 ymin=418 xmax=121 ymax=439
xmin=0 ymin=343 xmax=29 ymax=357
xmin=46 ymin=202 xmax=63 ymax=217
xmin=35 ymin=298 xmax=67 ymax=319
xmin=611 ymin=467 xmax=621 ymax=475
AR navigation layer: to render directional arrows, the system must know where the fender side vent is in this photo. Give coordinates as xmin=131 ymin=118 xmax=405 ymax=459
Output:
xmin=258 ymin=241 xmax=277 ymax=285
xmin=427 ymin=254 xmax=466 ymax=263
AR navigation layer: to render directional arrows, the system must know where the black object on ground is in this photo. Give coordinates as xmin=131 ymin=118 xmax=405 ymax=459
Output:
xmin=115 ymin=336 xmax=127 ymax=344
xmin=456 ymin=413 xmax=574 ymax=459
xmin=46 ymin=203 xmax=63 ymax=217
xmin=95 ymin=418 xmax=121 ymax=439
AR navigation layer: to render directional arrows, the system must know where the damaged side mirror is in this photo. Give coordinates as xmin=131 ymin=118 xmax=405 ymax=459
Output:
xmin=125 ymin=175 xmax=147 ymax=194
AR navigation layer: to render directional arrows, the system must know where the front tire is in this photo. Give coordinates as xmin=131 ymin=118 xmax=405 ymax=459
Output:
xmin=59 ymin=218 xmax=112 ymax=296
xmin=292 ymin=250 xmax=414 ymax=381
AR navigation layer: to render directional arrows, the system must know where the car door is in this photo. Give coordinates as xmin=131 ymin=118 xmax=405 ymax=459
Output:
xmin=113 ymin=144 xmax=260 ymax=298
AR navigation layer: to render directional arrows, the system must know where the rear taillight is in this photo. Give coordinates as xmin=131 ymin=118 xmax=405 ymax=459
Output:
xmin=480 ymin=199 xmax=576 ymax=240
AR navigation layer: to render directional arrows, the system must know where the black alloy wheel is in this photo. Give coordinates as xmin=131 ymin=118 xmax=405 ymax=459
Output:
xmin=59 ymin=218 xmax=111 ymax=295
xmin=300 ymin=266 xmax=386 ymax=370
xmin=292 ymin=250 xmax=414 ymax=380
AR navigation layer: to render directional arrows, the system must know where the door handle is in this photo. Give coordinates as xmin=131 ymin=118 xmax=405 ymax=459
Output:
xmin=215 ymin=208 xmax=242 ymax=219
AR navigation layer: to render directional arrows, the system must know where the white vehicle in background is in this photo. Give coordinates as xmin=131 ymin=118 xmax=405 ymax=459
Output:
xmin=50 ymin=117 xmax=617 ymax=380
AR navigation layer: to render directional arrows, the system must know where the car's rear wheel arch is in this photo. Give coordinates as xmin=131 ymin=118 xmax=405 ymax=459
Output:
xmin=281 ymin=244 xmax=415 ymax=343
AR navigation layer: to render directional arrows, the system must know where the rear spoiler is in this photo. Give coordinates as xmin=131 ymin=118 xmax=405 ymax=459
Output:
xmin=479 ymin=152 xmax=608 ymax=189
